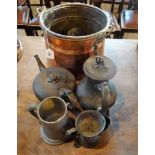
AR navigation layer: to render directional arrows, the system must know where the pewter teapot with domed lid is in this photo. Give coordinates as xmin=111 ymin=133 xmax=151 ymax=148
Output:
xmin=33 ymin=55 xmax=78 ymax=109
xmin=76 ymin=55 xmax=117 ymax=113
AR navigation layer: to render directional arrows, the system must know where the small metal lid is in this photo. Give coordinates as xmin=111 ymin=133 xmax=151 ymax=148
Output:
xmin=83 ymin=56 xmax=117 ymax=81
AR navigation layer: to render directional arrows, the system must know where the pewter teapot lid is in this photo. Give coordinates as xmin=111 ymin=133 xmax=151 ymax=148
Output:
xmin=33 ymin=55 xmax=76 ymax=101
xmin=83 ymin=55 xmax=117 ymax=81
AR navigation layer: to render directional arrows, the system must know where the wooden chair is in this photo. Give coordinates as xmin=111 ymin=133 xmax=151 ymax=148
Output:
xmin=89 ymin=0 xmax=121 ymax=38
xmin=27 ymin=6 xmax=46 ymax=36
xmin=118 ymin=9 xmax=138 ymax=38
xmin=44 ymin=0 xmax=87 ymax=8
xmin=17 ymin=6 xmax=31 ymax=35
xmin=90 ymin=0 xmax=129 ymax=13
xmin=26 ymin=0 xmax=75 ymax=36
xmin=116 ymin=0 xmax=138 ymax=38
xmin=18 ymin=0 xmax=44 ymax=18
xmin=17 ymin=0 xmax=27 ymax=6
xmin=44 ymin=0 xmax=60 ymax=7
xmin=24 ymin=0 xmax=45 ymax=36
xmin=27 ymin=0 xmax=44 ymax=19
xmin=24 ymin=0 xmax=61 ymax=36
xmin=27 ymin=0 xmax=87 ymax=36
xmin=128 ymin=0 xmax=138 ymax=10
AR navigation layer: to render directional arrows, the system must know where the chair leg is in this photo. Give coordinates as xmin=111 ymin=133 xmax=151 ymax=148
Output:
xmin=40 ymin=0 xmax=43 ymax=6
xmin=92 ymin=0 xmax=102 ymax=8
xmin=118 ymin=0 xmax=124 ymax=13
xmin=114 ymin=31 xmax=124 ymax=39
xmin=35 ymin=30 xmax=39 ymax=36
xmin=44 ymin=0 xmax=50 ymax=7
xmin=52 ymin=0 xmax=61 ymax=6
xmin=29 ymin=9 xmax=33 ymax=19
xmin=111 ymin=0 xmax=115 ymax=13
xmin=128 ymin=0 xmax=133 ymax=9
xmin=26 ymin=0 xmax=33 ymax=19
xmin=80 ymin=0 xmax=87 ymax=3
xmin=25 ymin=27 xmax=35 ymax=36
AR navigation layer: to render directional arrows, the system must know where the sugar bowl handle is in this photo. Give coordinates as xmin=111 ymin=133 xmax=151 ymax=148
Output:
xmin=28 ymin=103 xmax=39 ymax=119
xmin=63 ymin=127 xmax=77 ymax=142
xmin=59 ymin=88 xmax=78 ymax=110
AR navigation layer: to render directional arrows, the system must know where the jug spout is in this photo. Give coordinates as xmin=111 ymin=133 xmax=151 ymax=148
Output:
xmin=34 ymin=55 xmax=46 ymax=72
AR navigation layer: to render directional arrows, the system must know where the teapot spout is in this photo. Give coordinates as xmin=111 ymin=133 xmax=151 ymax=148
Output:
xmin=34 ymin=55 xmax=46 ymax=72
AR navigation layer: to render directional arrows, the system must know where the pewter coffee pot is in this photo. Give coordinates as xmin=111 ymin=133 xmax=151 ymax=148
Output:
xmin=33 ymin=55 xmax=78 ymax=109
xmin=76 ymin=55 xmax=117 ymax=113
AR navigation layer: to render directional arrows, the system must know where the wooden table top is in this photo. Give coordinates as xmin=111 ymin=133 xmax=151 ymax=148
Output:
xmin=17 ymin=36 xmax=138 ymax=155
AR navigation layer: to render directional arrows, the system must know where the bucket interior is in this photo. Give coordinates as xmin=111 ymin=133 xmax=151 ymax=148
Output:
xmin=42 ymin=4 xmax=108 ymax=36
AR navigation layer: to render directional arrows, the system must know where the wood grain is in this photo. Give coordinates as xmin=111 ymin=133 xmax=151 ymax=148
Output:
xmin=121 ymin=10 xmax=138 ymax=29
xmin=17 ymin=36 xmax=138 ymax=155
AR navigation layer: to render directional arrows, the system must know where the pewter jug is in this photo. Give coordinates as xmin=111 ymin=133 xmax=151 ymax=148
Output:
xmin=76 ymin=55 xmax=117 ymax=113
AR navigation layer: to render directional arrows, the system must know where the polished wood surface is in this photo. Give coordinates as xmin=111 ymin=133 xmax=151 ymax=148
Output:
xmin=17 ymin=36 xmax=138 ymax=155
xmin=17 ymin=6 xmax=30 ymax=25
xmin=17 ymin=0 xmax=27 ymax=5
xmin=121 ymin=10 xmax=138 ymax=29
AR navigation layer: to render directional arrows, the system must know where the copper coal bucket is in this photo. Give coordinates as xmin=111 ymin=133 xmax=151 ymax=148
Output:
xmin=39 ymin=3 xmax=113 ymax=78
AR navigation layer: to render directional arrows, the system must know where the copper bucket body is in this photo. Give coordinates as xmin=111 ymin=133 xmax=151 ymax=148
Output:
xmin=39 ymin=3 xmax=112 ymax=78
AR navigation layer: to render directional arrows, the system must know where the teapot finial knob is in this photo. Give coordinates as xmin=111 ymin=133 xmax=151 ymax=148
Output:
xmin=47 ymin=74 xmax=59 ymax=83
xmin=96 ymin=56 xmax=104 ymax=66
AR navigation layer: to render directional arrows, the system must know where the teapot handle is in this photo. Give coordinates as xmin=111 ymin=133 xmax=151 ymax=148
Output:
xmin=28 ymin=103 xmax=39 ymax=119
xmin=59 ymin=88 xmax=78 ymax=110
xmin=64 ymin=127 xmax=77 ymax=142
xmin=97 ymin=114 xmax=112 ymax=137
xmin=103 ymin=115 xmax=111 ymax=132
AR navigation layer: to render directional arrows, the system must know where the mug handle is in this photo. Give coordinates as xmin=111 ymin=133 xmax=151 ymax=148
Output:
xmin=64 ymin=128 xmax=82 ymax=148
xmin=94 ymin=112 xmax=111 ymax=136
xmin=63 ymin=127 xmax=77 ymax=142
xmin=103 ymin=115 xmax=111 ymax=132
xmin=59 ymin=88 xmax=78 ymax=110
xmin=28 ymin=103 xmax=39 ymax=119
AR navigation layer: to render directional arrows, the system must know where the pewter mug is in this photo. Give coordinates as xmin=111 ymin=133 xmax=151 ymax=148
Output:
xmin=28 ymin=96 xmax=69 ymax=145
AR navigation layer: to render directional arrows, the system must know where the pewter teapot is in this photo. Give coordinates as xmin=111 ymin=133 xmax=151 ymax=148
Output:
xmin=76 ymin=55 xmax=117 ymax=113
xmin=33 ymin=55 xmax=78 ymax=109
